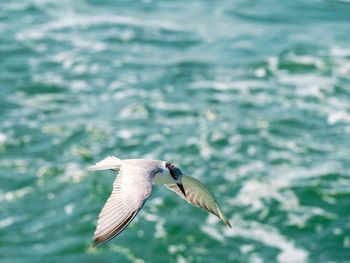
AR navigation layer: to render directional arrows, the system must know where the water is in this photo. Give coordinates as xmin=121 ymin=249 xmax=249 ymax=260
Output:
xmin=1 ymin=0 xmax=350 ymax=262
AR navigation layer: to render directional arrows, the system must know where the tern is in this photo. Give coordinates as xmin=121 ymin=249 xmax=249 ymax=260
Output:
xmin=88 ymin=156 xmax=231 ymax=246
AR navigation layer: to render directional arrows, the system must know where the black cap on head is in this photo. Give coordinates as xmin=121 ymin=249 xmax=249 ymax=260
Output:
xmin=165 ymin=162 xmax=182 ymax=180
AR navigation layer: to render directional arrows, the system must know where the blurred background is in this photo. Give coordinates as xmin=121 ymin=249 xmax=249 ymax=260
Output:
xmin=1 ymin=0 xmax=350 ymax=262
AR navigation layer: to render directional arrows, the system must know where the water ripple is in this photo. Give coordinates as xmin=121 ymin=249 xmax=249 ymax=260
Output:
xmin=1 ymin=0 xmax=350 ymax=262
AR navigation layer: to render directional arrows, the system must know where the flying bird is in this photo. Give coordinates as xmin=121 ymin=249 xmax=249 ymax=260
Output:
xmin=87 ymin=156 xmax=231 ymax=246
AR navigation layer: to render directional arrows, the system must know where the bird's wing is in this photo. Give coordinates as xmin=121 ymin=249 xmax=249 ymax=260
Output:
xmin=93 ymin=165 xmax=153 ymax=246
xmin=165 ymin=175 xmax=231 ymax=227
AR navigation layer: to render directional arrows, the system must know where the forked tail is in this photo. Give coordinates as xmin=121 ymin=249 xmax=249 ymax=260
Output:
xmin=87 ymin=156 xmax=121 ymax=171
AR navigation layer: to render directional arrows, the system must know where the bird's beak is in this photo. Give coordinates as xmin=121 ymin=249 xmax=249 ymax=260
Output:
xmin=177 ymin=183 xmax=186 ymax=197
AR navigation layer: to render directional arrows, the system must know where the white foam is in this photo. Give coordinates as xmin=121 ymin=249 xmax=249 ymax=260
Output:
xmin=60 ymin=162 xmax=86 ymax=183
xmin=224 ymin=216 xmax=309 ymax=263
xmin=191 ymin=80 xmax=267 ymax=91
xmin=154 ymin=218 xmax=166 ymax=239
xmin=232 ymin=179 xmax=299 ymax=211
xmin=232 ymin=162 xmax=341 ymax=213
xmin=0 ymin=217 xmax=15 ymax=228
xmin=337 ymin=62 xmax=350 ymax=76
xmin=278 ymin=73 xmax=334 ymax=88
xmin=331 ymin=46 xmax=350 ymax=57
xmin=168 ymin=244 xmax=185 ymax=254
xmin=118 ymin=129 xmax=133 ymax=139
xmin=176 ymin=255 xmax=188 ymax=263
xmin=0 ymin=133 xmax=7 ymax=145
xmin=201 ymin=224 xmax=225 ymax=242
xmin=327 ymin=111 xmax=350 ymax=125
xmin=16 ymin=13 xmax=181 ymax=42
xmin=64 ymin=203 xmax=74 ymax=216
xmin=0 ymin=187 xmax=33 ymax=202
xmin=119 ymin=103 xmax=149 ymax=119
xmin=286 ymin=54 xmax=324 ymax=69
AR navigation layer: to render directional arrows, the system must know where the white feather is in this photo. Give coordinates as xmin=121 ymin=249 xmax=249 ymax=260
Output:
xmin=93 ymin=164 xmax=154 ymax=246
xmin=87 ymin=156 xmax=121 ymax=171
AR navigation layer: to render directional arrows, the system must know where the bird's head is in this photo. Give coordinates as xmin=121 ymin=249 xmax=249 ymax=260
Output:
xmin=165 ymin=162 xmax=186 ymax=197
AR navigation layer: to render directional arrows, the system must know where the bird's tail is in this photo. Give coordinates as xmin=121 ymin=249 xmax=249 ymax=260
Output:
xmin=87 ymin=156 xmax=121 ymax=171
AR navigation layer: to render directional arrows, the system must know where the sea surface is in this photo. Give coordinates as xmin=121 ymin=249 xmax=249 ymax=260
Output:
xmin=1 ymin=0 xmax=350 ymax=262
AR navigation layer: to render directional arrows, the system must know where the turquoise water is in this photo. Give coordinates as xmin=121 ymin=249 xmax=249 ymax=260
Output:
xmin=1 ymin=0 xmax=350 ymax=262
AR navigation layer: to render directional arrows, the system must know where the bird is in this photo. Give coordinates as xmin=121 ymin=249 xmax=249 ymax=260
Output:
xmin=87 ymin=156 xmax=231 ymax=246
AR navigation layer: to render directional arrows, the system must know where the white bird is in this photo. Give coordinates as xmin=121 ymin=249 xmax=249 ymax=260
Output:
xmin=87 ymin=156 xmax=231 ymax=246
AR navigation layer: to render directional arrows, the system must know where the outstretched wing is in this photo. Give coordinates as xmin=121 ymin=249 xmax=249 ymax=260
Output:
xmin=165 ymin=175 xmax=231 ymax=227
xmin=93 ymin=165 xmax=153 ymax=246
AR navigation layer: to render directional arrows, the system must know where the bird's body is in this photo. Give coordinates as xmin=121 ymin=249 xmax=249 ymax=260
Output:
xmin=88 ymin=156 xmax=230 ymax=246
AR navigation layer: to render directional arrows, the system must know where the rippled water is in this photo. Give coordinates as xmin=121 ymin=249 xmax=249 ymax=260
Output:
xmin=1 ymin=0 xmax=350 ymax=262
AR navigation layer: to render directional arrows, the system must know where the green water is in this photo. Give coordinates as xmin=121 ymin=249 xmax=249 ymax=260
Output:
xmin=1 ymin=0 xmax=350 ymax=262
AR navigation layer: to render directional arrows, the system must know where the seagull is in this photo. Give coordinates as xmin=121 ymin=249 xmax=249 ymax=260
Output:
xmin=87 ymin=156 xmax=231 ymax=246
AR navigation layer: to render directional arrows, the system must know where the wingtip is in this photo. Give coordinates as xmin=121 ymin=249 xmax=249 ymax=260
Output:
xmin=216 ymin=206 xmax=231 ymax=228
xmin=92 ymin=238 xmax=100 ymax=247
